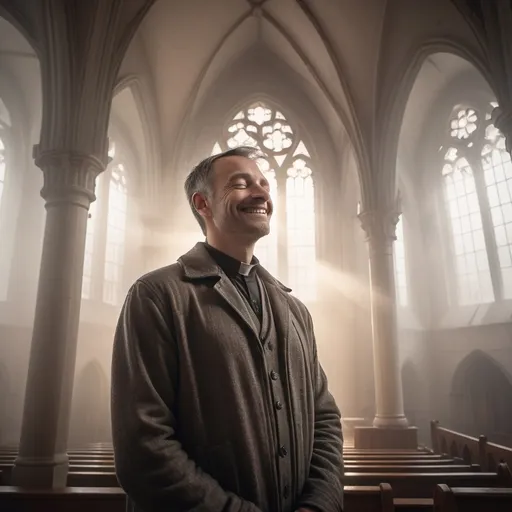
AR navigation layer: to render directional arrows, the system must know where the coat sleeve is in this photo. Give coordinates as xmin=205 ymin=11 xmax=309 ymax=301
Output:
xmin=296 ymin=314 xmax=344 ymax=512
xmin=111 ymin=279 xmax=261 ymax=512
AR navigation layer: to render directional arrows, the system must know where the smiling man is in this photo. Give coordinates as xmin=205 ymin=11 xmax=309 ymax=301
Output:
xmin=111 ymin=146 xmax=344 ymax=512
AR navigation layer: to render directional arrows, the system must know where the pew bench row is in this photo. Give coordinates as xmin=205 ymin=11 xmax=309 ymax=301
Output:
xmin=1 ymin=483 xmax=512 ymax=512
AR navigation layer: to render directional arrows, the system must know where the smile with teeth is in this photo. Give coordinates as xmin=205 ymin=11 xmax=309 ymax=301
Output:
xmin=241 ymin=207 xmax=267 ymax=215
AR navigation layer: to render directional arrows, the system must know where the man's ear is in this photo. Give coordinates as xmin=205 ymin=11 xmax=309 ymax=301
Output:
xmin=192 ymin=192 xmax=211 ymax=219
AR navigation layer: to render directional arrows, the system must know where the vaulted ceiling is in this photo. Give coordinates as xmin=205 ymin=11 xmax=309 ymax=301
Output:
xmin=120 ymin=0 xmax=485 ymax=190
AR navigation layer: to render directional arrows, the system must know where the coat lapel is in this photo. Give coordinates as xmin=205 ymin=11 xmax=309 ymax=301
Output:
xmin=257 ymin=266 xmax=291 ymax=347
xmin=214 ymin=276 xmax=260 ymax=338
xmin=178 ymin=242 xmax=261 ymax=339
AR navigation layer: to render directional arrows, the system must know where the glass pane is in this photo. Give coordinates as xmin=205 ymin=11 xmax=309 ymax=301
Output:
xmin=103 ymin=163 xmax=128 ymax=305
xmin=443 ymin=150 xmax=494 ymax=305
xmin=221 ymin=104 xmax=317 ymax=301
xmin=254 ymin=168 xmax=278 ymax=277
xmin=286 ymin=170 xmax=316 ymax=302
xmin=482 ymin=127 xmax=512 ymax=298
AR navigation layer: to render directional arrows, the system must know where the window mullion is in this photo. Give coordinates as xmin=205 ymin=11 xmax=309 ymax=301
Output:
xmin=276 ymin=172 xmax=288 ymax=283
xmin=472 ymin=157 xmax=503 ymax=300
xmin=91 ymin=173 xmax=110 ymax=302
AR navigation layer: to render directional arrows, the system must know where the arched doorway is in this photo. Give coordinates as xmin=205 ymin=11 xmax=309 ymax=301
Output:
xmin=450 ymin=350 xmax=512 ymax=445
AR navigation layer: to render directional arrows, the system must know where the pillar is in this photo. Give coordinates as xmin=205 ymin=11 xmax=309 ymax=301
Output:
xmin=4 ymin=0 xmax=154 ymax=487
xmin=354 ymin=207 xmax=417 ymax=449
xmin=11 ymin=150 xmax=104 ymax=487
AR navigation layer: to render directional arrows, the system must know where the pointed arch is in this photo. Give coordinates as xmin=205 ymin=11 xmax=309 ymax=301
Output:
xmin=450 ymin=350 xmax=512 ymax=444
xmin=386 ymin=42 xmax=492 ymax=210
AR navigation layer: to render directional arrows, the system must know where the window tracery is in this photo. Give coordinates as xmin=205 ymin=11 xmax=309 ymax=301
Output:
xmin=213 ymin=102 xmax=316 ymax=301
xmin=442 ymin=102 xmax=512 ymax=304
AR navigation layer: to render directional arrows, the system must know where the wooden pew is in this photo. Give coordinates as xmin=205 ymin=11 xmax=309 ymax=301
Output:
xmin=344 ymin=462 xmax=512 ymax=498
xmin=0 ymin=486 xmax=126 ymax=512
xmin=0 ymin=484 xmax=397 ymax=512
xmin=345 ymin=454 xmax=447 ymax=461
xmin=430 ymin=420 xmax=512 ymax=471
xmin=345 ymin=464 xmax=479 ymax=473
xmin=434 ymin=484 xmax=512 ymax=512
xmin=344 ymin=484 xmax=394 ymax=512
xmin=394 ymin=497 xmax=433 ymax=511
xmin=348 ymin=459 xmax=457 ymax=466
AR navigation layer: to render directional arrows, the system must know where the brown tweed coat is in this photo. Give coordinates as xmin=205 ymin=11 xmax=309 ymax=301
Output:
xmin=111 ymin=242 xmax=344 ymax=512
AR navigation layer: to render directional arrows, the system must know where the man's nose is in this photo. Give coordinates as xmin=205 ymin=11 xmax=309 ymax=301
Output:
xmin=250 ymin=185 xmax=270 ymax=201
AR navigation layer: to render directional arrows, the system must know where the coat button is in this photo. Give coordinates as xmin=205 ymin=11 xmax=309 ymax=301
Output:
xmin=279 ymin=445 xmax=288 ymax=457
xmin=283 ymin=485 xmax=290 ymax=499
xmin=275 ymin=400 xmax=283 ymax=410
xmin=267 ymin=342 xmax=274 ymax=351
xmin=270 ymin=370 xmax=279 ymax=381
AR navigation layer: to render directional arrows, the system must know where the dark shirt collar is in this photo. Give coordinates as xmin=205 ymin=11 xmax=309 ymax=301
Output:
xmin=204 ymin=242 xmax=258 ymax=278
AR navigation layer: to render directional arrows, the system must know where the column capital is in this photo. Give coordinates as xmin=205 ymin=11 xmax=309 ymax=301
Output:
xmin=358 ymin=207 xmax=401 ymax=245
xmin=34 ymin=146 xmax=107 ymax=208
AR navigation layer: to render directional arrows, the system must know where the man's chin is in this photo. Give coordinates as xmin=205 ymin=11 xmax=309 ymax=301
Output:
xmin=240 ymin=224 xmax=270 ymax=240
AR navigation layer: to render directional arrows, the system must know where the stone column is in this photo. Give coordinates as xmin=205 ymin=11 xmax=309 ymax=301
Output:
xmin=358 ymin=207 xmax=408 ymax=429
xmin=5 ymin=0 xmax=154 ymax=486
xmin=11 ymin=150 xmax=104 ymax=487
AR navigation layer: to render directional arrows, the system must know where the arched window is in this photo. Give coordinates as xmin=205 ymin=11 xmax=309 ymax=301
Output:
xmin=441 ymin=102 xmax=512 ymax=305
xmin=82 ymin=140 xmax=128 ymax=305
xmin=212 ymin=101 xmax=316 ymax=301
xmin=394 ymin=214 xmax=408 ymax=306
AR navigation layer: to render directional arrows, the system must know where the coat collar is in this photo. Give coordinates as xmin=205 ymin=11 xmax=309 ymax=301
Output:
xmin=179 ymin=242 xmax=291 ymax=342
xmin=178 ymin=242 xmax=292 ymax=293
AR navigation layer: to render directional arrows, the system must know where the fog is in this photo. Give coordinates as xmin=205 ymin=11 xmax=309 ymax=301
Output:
xmin=2 ymin=13 xmax=512 ymax=454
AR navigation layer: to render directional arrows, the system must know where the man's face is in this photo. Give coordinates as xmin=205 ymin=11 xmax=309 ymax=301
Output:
xmin=195 ymin=155 xmax=273 ymax=242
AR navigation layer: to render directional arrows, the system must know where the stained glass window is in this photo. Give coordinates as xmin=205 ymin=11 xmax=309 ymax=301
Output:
xmin=441 ymin=102 xmax=512 ymax=305
xmin=213 ymin=102 xmax=316 ymax=301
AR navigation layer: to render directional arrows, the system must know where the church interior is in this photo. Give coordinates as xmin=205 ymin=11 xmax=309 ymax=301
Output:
xmin=1 ymin=0 xmax=512 ymax=510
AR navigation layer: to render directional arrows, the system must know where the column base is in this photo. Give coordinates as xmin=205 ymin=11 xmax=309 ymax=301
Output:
xmin=354 ymin=426 xmax=419 ymax=449
xmin=11 ymin=457 xmax=69 ymax=488
xmin=373 ymin=414 xmax=409 ymax=428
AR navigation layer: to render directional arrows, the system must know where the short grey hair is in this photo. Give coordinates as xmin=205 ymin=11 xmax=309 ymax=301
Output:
xmin=184 ymin=145 xmax=265 ymax=235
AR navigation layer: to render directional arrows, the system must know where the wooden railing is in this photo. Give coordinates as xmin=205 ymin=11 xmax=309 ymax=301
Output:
xmin=431 ymin=420 xmax=512 ymax=471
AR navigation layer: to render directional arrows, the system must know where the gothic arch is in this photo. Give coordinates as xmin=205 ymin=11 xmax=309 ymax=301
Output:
xmin=0 ymin=9 xmax=40 ymax=57
xmin=381 ymin=42 xmax=492 ymax=208
xmin=450 ymin=350 xmax=512 ymax=445
xmin=113 ymin=75 xmax=160 ymax=193
xmin=177 ymin=48 xmax=338 ymax=185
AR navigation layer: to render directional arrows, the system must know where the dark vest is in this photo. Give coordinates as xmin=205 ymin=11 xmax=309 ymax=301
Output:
xmin=242 ymin=277 xmax=296 ymax=509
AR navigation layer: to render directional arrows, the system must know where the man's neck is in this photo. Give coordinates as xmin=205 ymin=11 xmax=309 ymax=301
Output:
xmin=205 ymin=236 xmax=255 ymax=264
